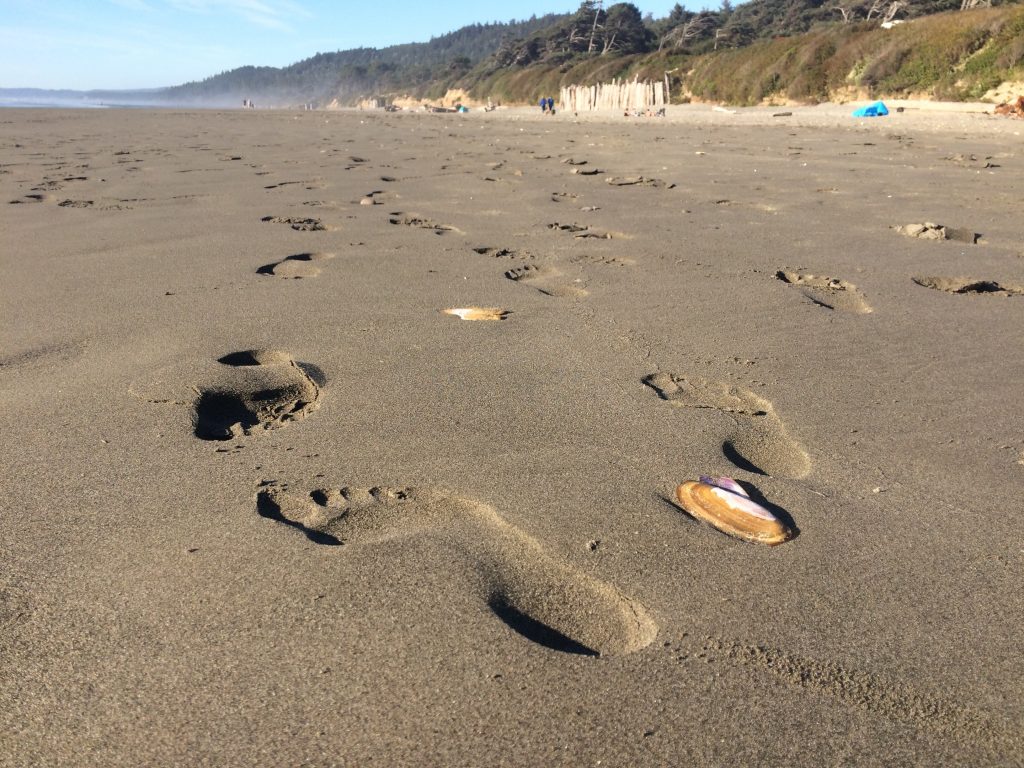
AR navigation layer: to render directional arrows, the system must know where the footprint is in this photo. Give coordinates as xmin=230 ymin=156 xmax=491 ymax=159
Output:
xmin=570 ymin=254 xmax=634 ymax=268
xmin=943 ymin=153 xmax=999 ymax=170
xmin=505 ymin=265 xmax=587 ymax=297
xmin=193 ymin=350 xmax=322 ymax=441
xmin=548 ymin=222 xmax=615 ymax=239
xmin=8 ymin=193 xmax=53 ymax=204
xmin=775 ymin=270 xmax=872 ymax=314
xmin=912 ymin=276 xmax=1023 ymax=296
xmin=473 ymin=246 xmax=532 ymax=261
xmin=260 ymin=215 xmax=329 ymax=231
xmin=255 ymin=483 xmax=658 ymax=657
xmin=643 ymin=373 xmax=810 ymax=479
xmin=0 ymin=340 xmax=87 ymax=370
xmin=604 ymin=175 xmax=672 ymax=188
xmin=263 ymin=179 xmax=324 ymax=190
xmin=388 ymin=212 xmax=461 ymax=235
xmin=551 ymin=191 xmax=579 ymax=203
xmin=256 ymin=252 xmax=334 ymax=278
xmin=895 ymin=223 xmax=979 ymax=244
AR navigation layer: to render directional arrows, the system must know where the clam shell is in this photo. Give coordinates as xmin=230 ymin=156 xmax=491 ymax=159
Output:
xmin=443 ymin=307 xmax=509 ymax=321
xmin=675 ymin=480 xmax=792 ymax=546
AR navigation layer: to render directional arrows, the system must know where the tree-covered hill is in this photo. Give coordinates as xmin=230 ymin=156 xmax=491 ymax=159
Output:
xmin=159 ymin=14 xmax=569 ymax=105
xmin=460 ymin=0 xmax=1023 ymax=104
xmin=155 ymin=0 xmax=1024 ymax=107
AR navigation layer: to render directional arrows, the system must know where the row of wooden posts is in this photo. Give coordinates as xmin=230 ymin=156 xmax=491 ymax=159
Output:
xmin=559 ymin=77 xmax=667 ymax=113
xmin=357 ymin=77 xmax=669 ymax=113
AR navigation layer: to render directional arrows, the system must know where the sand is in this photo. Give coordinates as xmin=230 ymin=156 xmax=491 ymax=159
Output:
xmin=1 ymin=104 xmax=1022 ymax=766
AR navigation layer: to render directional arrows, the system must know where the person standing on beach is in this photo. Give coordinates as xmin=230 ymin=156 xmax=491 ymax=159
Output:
xmin=539 ymin=97 xmax=547 ymax=114
xmin=547 ymin=97 xmax=555 ymax=115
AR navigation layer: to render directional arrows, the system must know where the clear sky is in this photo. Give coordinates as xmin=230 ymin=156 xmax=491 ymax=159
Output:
xmin=1 ymin=0 xmax=697 ymax=91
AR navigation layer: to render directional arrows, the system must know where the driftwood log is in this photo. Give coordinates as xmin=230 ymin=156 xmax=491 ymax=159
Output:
xmin=560 ymin=77 xmax=666 ymax=113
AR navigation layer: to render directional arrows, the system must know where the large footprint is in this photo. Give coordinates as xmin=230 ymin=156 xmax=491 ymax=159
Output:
xmin=775 ymin=270 xmax=872 ymax=314
xmin=255 ymin=482 xmax=658 ymax=657
xmin=257 ymin=252 xmax=335 ymax=279
xmin=193 ymin=350 xmax=322 ymax=440
xmin=505 ymin=264 xmax=588 ymax=297
xmin=643 ymin=373 xmax=810 ymax=479
xmin=388 ymin=212 xmax=462 ymax=235
xmin=912 ymin=276 xmax=1024 ymax=296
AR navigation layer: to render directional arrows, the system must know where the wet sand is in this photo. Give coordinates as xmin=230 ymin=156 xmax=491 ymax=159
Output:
xmin=1 ymin=106 xmax=1022 ymax=766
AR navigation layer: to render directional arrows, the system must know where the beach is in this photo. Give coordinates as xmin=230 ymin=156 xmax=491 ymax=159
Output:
xmin=1 ymin=105 xmax=1022 ymax=766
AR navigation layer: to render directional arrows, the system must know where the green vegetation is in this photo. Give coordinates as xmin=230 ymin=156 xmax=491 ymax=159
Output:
xmin=159 ymin=14 xmax=570 ymax=105
xmin=159 ymin=0 xmax=1024 ymax=107
xmin=684 ymin=4 xmax=1024 ymax=104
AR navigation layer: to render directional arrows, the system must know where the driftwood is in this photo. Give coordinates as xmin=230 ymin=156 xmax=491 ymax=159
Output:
xmin=560 ymin=77 xmax=665 ymax=113
xmin=994 ymin=96 xmax=1024 ymax=117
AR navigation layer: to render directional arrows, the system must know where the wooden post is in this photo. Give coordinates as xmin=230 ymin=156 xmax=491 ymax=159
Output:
xmin=559 ymin=78 xmax=668 ymax=112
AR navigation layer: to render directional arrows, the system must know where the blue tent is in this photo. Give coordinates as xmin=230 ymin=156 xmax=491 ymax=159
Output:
xmin=852 ymin=101 xmax=889 ymax=117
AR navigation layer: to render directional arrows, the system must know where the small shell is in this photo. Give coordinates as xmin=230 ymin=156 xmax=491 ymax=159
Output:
xmin=675 ymin=480 xmax=792 ymax=546
xmin=443 ymin=307 xmax=509 ymax=321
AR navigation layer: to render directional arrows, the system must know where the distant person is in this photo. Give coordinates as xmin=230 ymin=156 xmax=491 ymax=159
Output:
xmin=539 ymin=97 xmax=547 ymax=114
xmin=546 ymin=97 xmax=555 ymax=115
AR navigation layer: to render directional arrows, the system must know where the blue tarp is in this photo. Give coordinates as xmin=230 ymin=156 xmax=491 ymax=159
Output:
xmin=852 ymin=101 xmax=889 ymax=118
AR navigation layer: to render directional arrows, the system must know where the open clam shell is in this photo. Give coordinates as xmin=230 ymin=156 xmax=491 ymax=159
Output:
xmin=443 ymin=307 xmax=509 ymax=321
xmin=675 ymin=479 xmax=792 ymax=546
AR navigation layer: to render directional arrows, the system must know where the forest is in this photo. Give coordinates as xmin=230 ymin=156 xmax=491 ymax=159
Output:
xmin=158 ymin=0 xmax=1024 ymax=106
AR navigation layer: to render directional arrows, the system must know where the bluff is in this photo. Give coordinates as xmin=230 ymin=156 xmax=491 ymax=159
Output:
xmin=158 ymin=0 xmax=1024 ymax=107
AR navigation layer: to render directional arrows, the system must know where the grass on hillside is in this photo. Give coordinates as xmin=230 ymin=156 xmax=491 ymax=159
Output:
xmin=466 ymin=53 xmax=674 ymax=104
xmin=454 ymin=5 xmax=1023 ymax=106
xmin=684 ymin=5 xmax=1024 ymax=104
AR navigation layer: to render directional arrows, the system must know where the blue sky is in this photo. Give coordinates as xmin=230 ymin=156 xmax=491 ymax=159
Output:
xmin=1 ymin=0 xmax=696 ymax=91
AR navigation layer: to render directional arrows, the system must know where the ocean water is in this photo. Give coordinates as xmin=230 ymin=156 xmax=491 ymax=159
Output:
xmin=0 ymin=98 xmax=108 ymax=109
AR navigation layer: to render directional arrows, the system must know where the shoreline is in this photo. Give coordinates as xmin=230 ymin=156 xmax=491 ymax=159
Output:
xmin=4 ymin=98 xmax=1020 ymax=136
